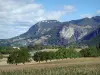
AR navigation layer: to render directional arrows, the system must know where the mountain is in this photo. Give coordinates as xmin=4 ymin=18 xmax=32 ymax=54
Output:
xmin=79 ymin=27 xmax=100 ymax=46
xmin=0 ymin=16 xmax=100 ymax=47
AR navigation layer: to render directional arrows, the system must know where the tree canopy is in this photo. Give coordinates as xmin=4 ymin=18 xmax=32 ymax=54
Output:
xmin=7 ymin=49 xmax=31 ymax=65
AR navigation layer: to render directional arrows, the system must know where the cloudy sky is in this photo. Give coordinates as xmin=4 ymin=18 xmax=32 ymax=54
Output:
xmin=0 ymin=0 xmax=100 ymax=39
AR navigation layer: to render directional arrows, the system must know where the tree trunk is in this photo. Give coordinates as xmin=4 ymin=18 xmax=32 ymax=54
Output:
xmin=23 ymin=62 xmax=25 ymax=65
xmin=46 ymin=60 xmax=47 ymax=62
xmin=16 ymin=63 xmax=17 ymax=65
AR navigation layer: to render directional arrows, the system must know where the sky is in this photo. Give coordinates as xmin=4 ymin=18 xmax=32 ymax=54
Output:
xmin=0 ymin=0 xmax=100 ymax=39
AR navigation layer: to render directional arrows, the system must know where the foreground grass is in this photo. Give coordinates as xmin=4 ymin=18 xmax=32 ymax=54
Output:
xmin=0 ymin=64 xmax=100 ymax=75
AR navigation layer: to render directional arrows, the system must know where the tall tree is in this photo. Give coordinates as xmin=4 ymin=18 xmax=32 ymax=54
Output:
xmin=7 ymin=49 xmax=31 ymax=65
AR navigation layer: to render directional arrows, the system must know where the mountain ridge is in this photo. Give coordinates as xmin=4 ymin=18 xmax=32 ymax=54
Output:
xmin=0 ymin=16 xmax=100 ymax=47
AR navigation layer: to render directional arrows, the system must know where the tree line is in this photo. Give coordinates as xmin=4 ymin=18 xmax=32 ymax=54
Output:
xmin=33 ymin=48 xmax=81 ymax=63
xmin=33 ymin=46 xmax=100 ymax=63
xmin=6 ymin=44 xmax=100 ymax=65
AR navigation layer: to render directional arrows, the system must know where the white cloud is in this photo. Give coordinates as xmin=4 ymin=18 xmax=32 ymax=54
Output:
xmin=80 ymin=14 xmax=93 ymax=18
xmin=0 ymin=0 xmax=75 ymax=39
xmin=0 ymin=25 xmax=30 ymax=39
xmin=97 ymin=10 xmax=100 ymax=14
xmin=64 ymin=5 xmax=76 ymax=13
xmin=80 ymin=10 xmax=100 ymax=18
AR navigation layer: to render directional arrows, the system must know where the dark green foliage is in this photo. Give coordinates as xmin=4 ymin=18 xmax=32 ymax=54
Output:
xmin=7 ymin=49 xmax=31 ymax=65
xmin=56 ymin=48 xmax=80 ymax=59
xmin=55 ymin=48 xmax=65 ymax=59
xmin=18 ymin=49 xmax=31 ymax=64
xmin=48 ymin=51 xmax=56 ymax=61
xmin=33 ymin=52 xmax=42 ymax=63
xmin=0 ymin=46 xmax=18 ymax=54
xmin=80 ymin=48 xmax=91 ymax=57
xmin=43 ymin=52 xmax=49 ymax=62
xmin=80 ymin=47 xmax=100 ymax=57
xmin=33 ymin=51 xmax=55 ymax=62
xmin=33 ymin=48 xmax=81 ymax=62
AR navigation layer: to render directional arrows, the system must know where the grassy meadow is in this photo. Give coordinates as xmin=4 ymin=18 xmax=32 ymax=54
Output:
xmin=0 ymin=57 xmax=100 ymax=75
